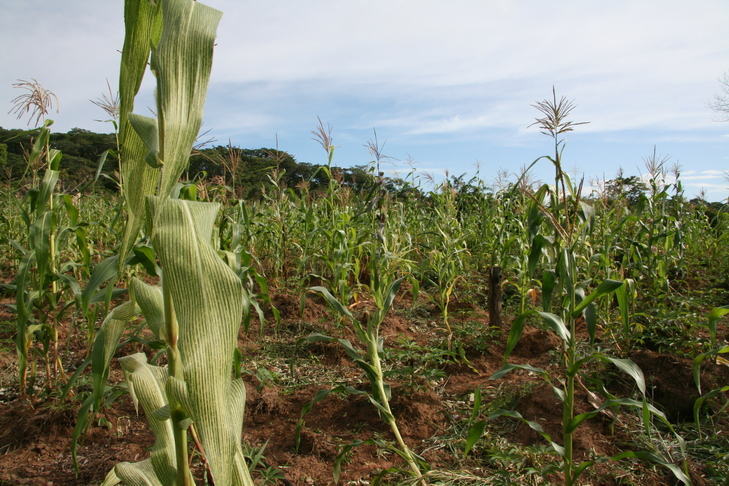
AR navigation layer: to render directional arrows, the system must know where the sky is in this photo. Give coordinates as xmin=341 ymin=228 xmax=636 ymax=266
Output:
xmin=1 ymin=1 xmax=728 ymax=200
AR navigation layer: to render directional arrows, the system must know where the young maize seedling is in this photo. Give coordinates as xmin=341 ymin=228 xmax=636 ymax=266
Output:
xmin=308 ymin=272 xmax=426 ymax=485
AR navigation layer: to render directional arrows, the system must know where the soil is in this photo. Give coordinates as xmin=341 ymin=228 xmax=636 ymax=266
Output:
xmin=630 ymin=349 xmax=729 ymax=423
xmin=0 ymin=289 xmax=726 ymax=486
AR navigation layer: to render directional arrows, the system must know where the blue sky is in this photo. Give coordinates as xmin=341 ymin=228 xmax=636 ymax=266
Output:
xmin=1 ymin=0 xmax=728 ymax=199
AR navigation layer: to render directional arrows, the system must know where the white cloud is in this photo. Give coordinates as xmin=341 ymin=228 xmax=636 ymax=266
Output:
xmin=2 ymin=0 xmax=728 ymax=136
xmin=680 ymin=170 xmax=727 ymax=181
xmin=685 ymin=182 xmax=726 ymax=189
xmin=383 ymin=167 xmax=447 ymax=176
xmin=208 ymin=0 xmax=729 ymax=133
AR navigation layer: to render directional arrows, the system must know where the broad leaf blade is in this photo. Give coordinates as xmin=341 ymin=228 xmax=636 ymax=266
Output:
xmin=151 ymin=197 xmax=246 ymax=486
xmin=572 ymin=279 xmax=623 ymax=317
xmin=152 ymin=0 xmax=222 ymax=199
xmin=118 ymin=0 xmax=163 ymax=265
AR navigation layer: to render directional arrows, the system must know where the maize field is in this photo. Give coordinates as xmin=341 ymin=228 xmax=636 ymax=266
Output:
xmin=0 ymin=1 xmax=727 ymax=485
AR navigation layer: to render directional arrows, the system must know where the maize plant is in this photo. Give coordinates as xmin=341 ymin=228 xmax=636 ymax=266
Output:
xmin=73 ymin=1 xmax=258 ymax=484
xmin=13 ymin=120 xmax=65 ymax=394
xmin=307 ymin=272 xmax=426 ymax=484
xmin=101 ymin=197 xmax=254 ymax=486
xmin=692 ymin=306 xmax=729 ymax=438
xmin=305 ymin=169 xmax=425 ymax=484
xmin=219 ymin=199 xmax=279 ymax=334
xmin=419 ymin=181 xmax=468 ymax=350
xmin=488 ymin=90 xmax=690 ymax=486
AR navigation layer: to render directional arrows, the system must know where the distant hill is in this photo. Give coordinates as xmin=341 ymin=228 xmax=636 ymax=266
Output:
xmin=0 ymin=126 xmax=413 ymax=198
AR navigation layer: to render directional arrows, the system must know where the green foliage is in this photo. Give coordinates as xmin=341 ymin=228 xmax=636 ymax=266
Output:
xmin=0 ymin=142 xmax=7 ymax=171
xmin=1 ymin=12 xmax=728 ymax=486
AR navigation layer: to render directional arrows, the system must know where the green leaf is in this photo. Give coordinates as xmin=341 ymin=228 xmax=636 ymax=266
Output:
xmin=130 ymin=278 xmax=165 ymax=340
xmin=304 ymin=332 xmax=336 ymax=343
xmin=309 ymin=286 xmax=354 ymax=319
xmin=355 ymin=359 xmax=381 ymax=387
xmin=463 ymin=420 xmax=486 ymax=457
xmin=150 ymin=197 xmax=250 ymax=485
xmin=93 ymin=149 xmax=111 ymax=185
xmin=692 ymin=353 xmax=708 ymax=394
xmin=615 ymin=279 xmax=631 ymax=335
xmin=382 ymin=277 xmax=403 ymax=313
xmin=82 ymin=255 xmax=119 ymax=308
xmin=35 ymin=165 xmax=60 ymax=215
xmin=90 ymin=301 xmax=140 ymax=410
xmin=107 ymin=459 xmax=163 ymax=486
xmin=504 ymin=312 xmax=529 ymax=359
xmin=707 ymin=306 xmax=729 ymax=345
xmin=604 ymin=356 xmax=646 ymax=395
xmin=129 ymin=114 xmax=162 ymax=168
xmin=610 ymin=451 xmax=690 ymax=486
xmin=128 ymin=245 xmax=159 ymax=277
xmin=118 ymin=353 xmax=178 ymax=484
xmin=528 ymin=234 xmax=551 ymax=275
xmin=541 ymin=269 xmax=556 ymax=312
xmin=537 ymin=311 xmax=570 ymax=343
xmin=694 ymin=385 xmax=729 ymax=437
xmin=152 ymin=0 xmax=222 ymax=199
xmin=178 ymin=182 xmax=198 ymax=201
xmin=557 ymin=249 xmax=576 ymax=292
xmin=572 ymin=461 xmax=595 ymax=483
xmin=29 ymin=213 xmax=52 ymax=286
xmin=490 ymin=363 xmax=547 ymax=380
xmin=578 ymin=201 xmax=594 ymax=224
xmin=117 ymin=0 xmax=163 ymax=266
xmin=572 ymin=279 xmax=623 ymax=317
xmin=490 ymin=409 xmax=564 ymax=456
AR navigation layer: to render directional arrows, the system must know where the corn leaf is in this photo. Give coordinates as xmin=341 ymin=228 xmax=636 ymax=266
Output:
xmin=310 ymin=286 xmax=354 ymax=319
xmin=504 ymin=310 xmax=569 ymax=359
xmin=490 ymin=363 xmax=547 ymax=380
xmin=111 ymin=459 xmax=164 ymax=486
xmin=489 ymin=409 xmax=564 ymax=456
xmin=130 ymin=278 xmax=165 ymax=340
xmin=572 ymin=279 xmax=623 ymax=317
xmin=150 ymin=197 xmax=251 ymax=485
xmin=463 ymin=420 xmax=486 ymax=457
xmin=503 ymin=312 xmax=529 ymax=359
xmin=603 ymin=356 xmax=646 ymax=395
xmin=566 ymin=398 xmax=663 ymax=433
xmin=707 ymin=306 xmax=729 ymax=345
xmin=615 ymin=278 xmax=633 ymax=335
xmin=610 ymin=451 xmax=690 ymax=486
xmin=538 ymin=311 xmax=570 ymax=343
xmin=151 ymin=0 xmax=222 ymax=198
xmin=128 ymin=114 xmax=162 ymax=168
xmin=91 ymin=301 xmax=140 ymax=407
xmin=82 ymin=255 xmax=119 ymax=308
xmin=118 ymin=0 xmax=163 ymax=264
xmin=119 ymin=353 xmax=178 ymax=484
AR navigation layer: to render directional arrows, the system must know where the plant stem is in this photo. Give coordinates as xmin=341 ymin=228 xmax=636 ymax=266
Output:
xmin=563 ymin=253 xmax=578 ymax=486
xmin=563 ymin=326 xmax=576 ymax=486
xmin=164 ymin=284 xmax=193 ymax=486
xmin=368 ymin=338 xmax=425 ymax=485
